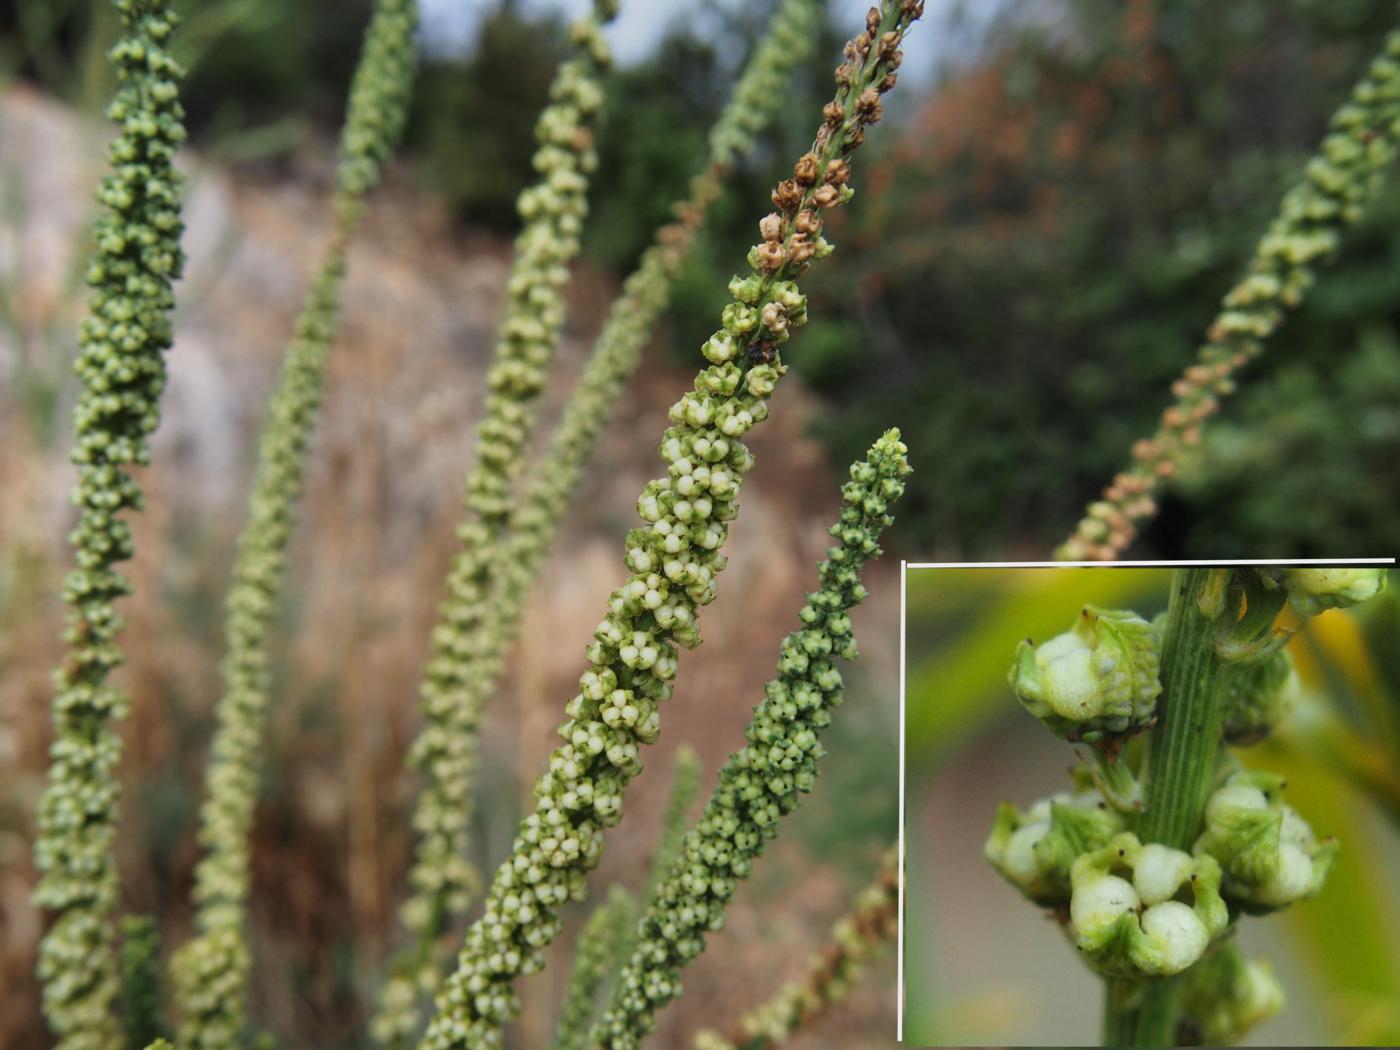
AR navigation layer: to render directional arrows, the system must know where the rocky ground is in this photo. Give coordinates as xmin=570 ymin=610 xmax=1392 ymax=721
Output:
xmin=0 ymin=86 xmax=901 ymax=1047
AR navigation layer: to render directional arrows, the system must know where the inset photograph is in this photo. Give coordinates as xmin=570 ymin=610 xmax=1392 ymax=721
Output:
xmin=902 ymin=563 xmax=1399 ymax=1047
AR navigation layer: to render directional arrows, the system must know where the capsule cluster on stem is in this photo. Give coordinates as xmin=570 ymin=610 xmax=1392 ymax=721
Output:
xmin=986 ymin=567 xmax=1388 ymax=1038
xmin=415 ymin=8 xmax=920 ymax=1047
xmin=383 ymin=11 xmax=825 ymax=1030
xmin=33 ymin=4 xmax=187 ymax=1046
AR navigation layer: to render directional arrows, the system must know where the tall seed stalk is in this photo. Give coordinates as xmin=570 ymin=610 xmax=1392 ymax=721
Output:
xmin=167 ymin=1 xmax=419 ymax=1045
xmin=417 ymin=7 xmax=923 ymax=1047
xmin=1060 ymin=24 xmax=1400 ymax=560
xmin=494 ymin=0 xmax=828 ymax=753
xmin=371 ymin=4 xmax=620 ymax=1042
xmin=32 ymin=3 xmax=187 ymax=1046
xmin=379 ymin=9 xmax=825 ymax=1026
xmin=592 ymin=431 xmax=909 ymax=1049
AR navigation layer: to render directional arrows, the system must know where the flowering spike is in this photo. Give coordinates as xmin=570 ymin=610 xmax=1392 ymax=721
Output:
xmin=589 ymin=432 xmax=909 ymax=1048
xmin=370 ymin=3 xmax=619 ymax=1041
xmin=1059 ymin=28 xmax=1400 ymax=561
xmin=1009 ymin=606 xmax=1161 ymax=743
xmin=32 ymin=3 xmax=188 ymax=1045
xmin=167 ymin=2 xmax=418 ymax=1044
xmin=413 ymin=3 xmax=920 ymax=1044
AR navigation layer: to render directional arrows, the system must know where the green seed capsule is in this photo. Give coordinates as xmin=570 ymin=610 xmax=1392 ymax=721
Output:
xmin=1010 ymin=606 xmax=1162 ymax=743
xmin=1195 ymin=771 xmax=1337 ymax=913
xmin=1220 ymin=649 xmax=1299 ymax=745
xmin=1177 ymin=942 xmax=1285 ymax=1046
xmin=1268 ymin=567 xmax=1389 ymax=617
xmin=1068 ymin=833 xmax=1228 ymax=979
xmin=984 ymin=791 xmax=1124 ymax=905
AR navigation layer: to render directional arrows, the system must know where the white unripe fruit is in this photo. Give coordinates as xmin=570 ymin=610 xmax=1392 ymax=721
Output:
xmin=1071 ymin=874 xmax=1139 ymax=937
xmin=1132 ymin=843 xmax=1194 ymax=905
xmin=1256 ymin=842 xmax=1315 ymax=907
xmin=1206 ymin=784 xmax=1268 ymax=824
xmin=1138 ymin=901 xmax=1208 ymax=974
xmin=1002 ymin=823 xmax=1048 ymax=886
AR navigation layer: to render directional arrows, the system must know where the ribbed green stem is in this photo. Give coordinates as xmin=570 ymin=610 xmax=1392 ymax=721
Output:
xmin=1102 ymin=568 xmax=1229 ymax=1046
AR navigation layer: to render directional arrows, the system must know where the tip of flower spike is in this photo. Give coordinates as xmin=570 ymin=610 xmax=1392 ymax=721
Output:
xmin=867 ymin=428 xmax=910 ymax=473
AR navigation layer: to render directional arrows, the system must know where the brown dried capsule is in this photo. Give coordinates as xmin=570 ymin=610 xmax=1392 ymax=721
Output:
xmin=824 ymin=159 xmax=851 ymax=185
xmin=793 ymin=152 xmax=821 ymax=186
xmin=760 ymin=302 xmax=788 ymax=333
xmin=759 ymin=212 xmax=784 ymax=242
xmin=866 ymin=7 xmax=881 ymax=34
xmin=823 ymin=101 xmax=845 ymax=125
xmin=772 ymin=179 xmax=803 ymax=210
xmin=788 ymin=235 xmax=817 ymax=265
xmin=755 ymin=240 xmax=787 ymax=271
xmin=794 ymin=209 xmax=822 ymax=235
xmin=812 ymin=184 xmax=840 ymax=209
xmin=747 ymin=340 xmax=777 ymax=365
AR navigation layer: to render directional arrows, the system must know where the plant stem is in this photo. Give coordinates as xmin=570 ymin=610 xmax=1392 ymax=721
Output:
xmin=1102 ymin=567 xmax=1230 ymax=1046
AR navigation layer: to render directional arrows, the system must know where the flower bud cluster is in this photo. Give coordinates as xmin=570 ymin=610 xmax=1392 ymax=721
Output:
xmin=705 ymin=0 xmax=823 ymax=168
xmin=168 ymin=4 xmax=419 ymax=1045
xmin=1195 ymin=771 xmax=1337 ymax=913
xmin=590 ymin=433 xmax=909 ymax=1048
xmin=33 ymin=4 xmax=187 ymax=1045
xmin=694 ymin=850 xmax=899 ymax=1050
xmin=1009 ymin=606 xmax=1162 ymax=743
xmin=1177 ymin=942 xmax=1285 ymax=1045
xmin=1068 ymin=833 xmax=1229 ymax=979
xmin=505 ymin=0 xmax=826 ymax=632
xmin=1060 ymin=29 xmax=1400 ymax=560
xmin=376 ymin=4 xmax=618 ymax=1042
xmin=985 ymin=791 xmax=1125 ymax=905
xmin=416 ymin=7 xmax=920 ymax=1046
xmin=335 ymin=0 xmax=419 ymax=207
xmin=385 ymin=0 xmax=823 ymax=1008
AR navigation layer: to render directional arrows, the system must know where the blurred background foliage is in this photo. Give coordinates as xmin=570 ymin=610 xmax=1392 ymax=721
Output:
xmin=903 ymin=567 xmax=1400 ymax=1045
xmin=4 ymin=0 xmax=1399 ymax=558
